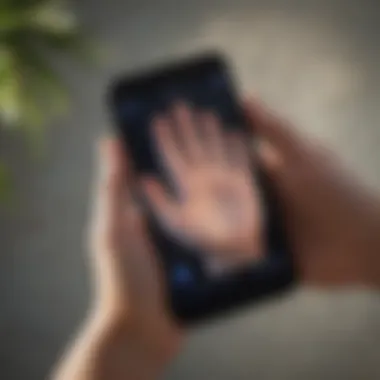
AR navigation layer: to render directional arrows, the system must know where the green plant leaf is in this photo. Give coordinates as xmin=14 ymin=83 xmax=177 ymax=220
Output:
xmin=0 ymin=0 xmax=94 ymax=201
xmin=0 ymin=8 xmax=29 ymax=34
xmin=0 ymin=58 xmax=22 ymax=127
xmin=28 ymin=0 xmax=78 ymax=34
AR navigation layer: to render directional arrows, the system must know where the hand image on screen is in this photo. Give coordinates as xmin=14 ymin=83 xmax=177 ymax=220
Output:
xmin=141 ymin=103 xmax=264 ymax=266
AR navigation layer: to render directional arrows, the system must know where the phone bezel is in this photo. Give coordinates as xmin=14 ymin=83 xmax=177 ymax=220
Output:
xmin=107 ymin=53 xmax=295 ymax=324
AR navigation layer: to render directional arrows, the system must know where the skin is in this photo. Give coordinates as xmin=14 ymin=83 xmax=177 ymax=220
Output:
xmin=52 ymin=98 xmax=380 ymax=380
xmin=142 ymin=103 xmax=264 ymax=266
xmin=245 ymin=100 xmax=380 ymax=287
xmin=52 ymin=138 xmax=183 ymax=380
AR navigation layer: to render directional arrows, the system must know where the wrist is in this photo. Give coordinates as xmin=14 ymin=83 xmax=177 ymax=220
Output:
xmin=86 ymin=309 xmax=180 ymax=377
xmin=83 ymin=312 xmax=167 ymax=380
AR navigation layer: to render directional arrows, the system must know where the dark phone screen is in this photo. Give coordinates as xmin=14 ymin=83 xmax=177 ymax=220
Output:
xmin=111 ymin=56 xmax=293 ymax=322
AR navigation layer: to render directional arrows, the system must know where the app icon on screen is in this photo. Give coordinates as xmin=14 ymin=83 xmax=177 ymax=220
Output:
xmin=172 ymin=263 xmax=195 ymax=286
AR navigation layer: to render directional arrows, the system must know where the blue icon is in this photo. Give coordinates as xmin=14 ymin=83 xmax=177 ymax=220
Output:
xmin=172 ymin=264 xmax=194 ymax=286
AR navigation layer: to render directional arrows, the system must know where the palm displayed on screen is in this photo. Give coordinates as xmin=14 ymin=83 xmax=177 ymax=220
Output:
xmin=142 ymin=103 xmax=264 ymax=263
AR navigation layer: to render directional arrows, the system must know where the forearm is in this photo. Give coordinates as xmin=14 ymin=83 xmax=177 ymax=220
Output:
xmin=51 ymin=313 xmax=165 ymax=380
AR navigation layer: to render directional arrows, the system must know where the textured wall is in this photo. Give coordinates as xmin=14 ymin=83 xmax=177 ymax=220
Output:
xmin=0 ymin=0 xmax=379 ymax=379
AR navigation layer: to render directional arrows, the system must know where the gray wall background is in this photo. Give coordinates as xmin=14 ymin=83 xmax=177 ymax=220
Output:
xmin=0 ymin=0 xmax=379 ymax=379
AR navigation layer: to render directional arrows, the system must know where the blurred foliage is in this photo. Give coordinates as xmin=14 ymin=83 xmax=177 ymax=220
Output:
xmin=0 ymin=0 xmax=91 ymax=202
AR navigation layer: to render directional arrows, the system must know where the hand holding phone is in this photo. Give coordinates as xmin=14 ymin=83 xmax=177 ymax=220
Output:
xmin=54 ymin=91 xmax=380 ymax=380
xmin=109 ymin=54 xmax=293 ymax=322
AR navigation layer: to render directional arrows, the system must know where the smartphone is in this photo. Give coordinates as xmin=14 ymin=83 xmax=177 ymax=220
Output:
xmin=108 ymin=53 xmax=295 ymax=324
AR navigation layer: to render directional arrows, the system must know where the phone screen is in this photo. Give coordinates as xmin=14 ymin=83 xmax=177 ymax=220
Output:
xmin=110 ymin=54 xmax=294 ymax=322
